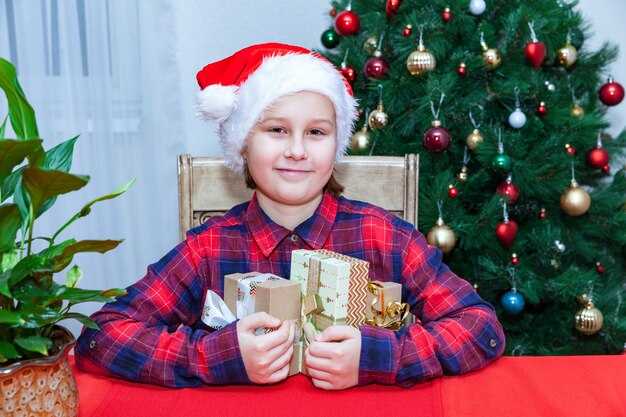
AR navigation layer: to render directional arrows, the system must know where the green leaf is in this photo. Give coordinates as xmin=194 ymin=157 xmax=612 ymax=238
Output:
xmin=60 ymin=312 xmax=99 ymax=330
xmin=13 ymin=177 xmax=31 ymax=232
xmin=59 ymin=239 xmax=122 ymax=259
xmin=1 ymin=165 xmax=24 ymax=203
xmin=79 ymin=178 xmax=136 ymax=217
xmin=0 ymin=341 xmax=20 ymax=361
xmin=14 ymin=335 xmax=52 ymax=355
xmin=0 ymin=115 xmax=8 ymax=139
xmin=52 ymin=286 xmax=115 ymax=304
xmin=65 ymin=265 xmax=82 ymax=288
xmin=49 ymin=239 xmax=121 ymax=273
xmin=0 ymin=248 xmax=18 ymax=273
xmin=0 ymin=58 xmax=39 ymax=139
xmin=44 ymin=135 xmax=78 ymax=172
xmin=0 ymin=254 xmax=46 ymax=295
xmin=39 ymin=238 xmax=76 ymax=261
xmin=100 ymin=288 xmax=127 ymax=298
xmin=22 ymin=167 xmax=89 ymax=216
xmin=0 ymin=204 xmax=21 ymax=250
xmin=0 ymin=139 xmax=42 ymax=185
xmin=0 ymin=309 xmax=24 ymax=325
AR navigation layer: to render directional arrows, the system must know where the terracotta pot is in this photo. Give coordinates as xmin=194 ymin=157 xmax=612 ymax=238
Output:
xmin=0 ymin=326 xmax=79 ymax=417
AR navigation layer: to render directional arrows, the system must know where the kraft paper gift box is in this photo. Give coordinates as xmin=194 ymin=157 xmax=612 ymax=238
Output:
xmin=223 ymin=272 xmax=302 ymax=375
xmin=290 ymin=249 xmax=369 ymax=332
xmin=365 ymin=281 xmax=410 ymax=330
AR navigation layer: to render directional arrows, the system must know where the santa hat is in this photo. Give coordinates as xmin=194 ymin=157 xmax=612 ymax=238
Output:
xmin=196 ymin=43 xmax=358 ymax=174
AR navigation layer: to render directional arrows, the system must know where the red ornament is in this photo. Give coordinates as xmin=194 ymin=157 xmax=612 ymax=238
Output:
xmin=536 ymin=101 xmax=547 ymax=116
xmin=497 ymin=179 xmax=520 ymax=205
xmin=598 ymin=77 xmax=625 ymax=106
xmin=340 ymin=66 xmax=356 ymax=84
xmin=402 ymin=24 xmax=412 ymax=37
xmin=442 ymin=7 xmax=452 ymax=22
xmin=596 ymin=262 xmax=605 ymax=273
xmin=335 ymin=10 xmax=360 ymax=36
xmin=524 ymin=41 xmax=546 ymax=68
xmin=448 ymin=184 xmax=458 ymax=198
xmin=423 ymin=120 xmax=451 ymax=153
xmin=602 ymin=165 xmax=610 ymax=174
xmin=495 ymin=219 xmax=518 ymax=249
xmin=565 ymin=144 xmax=576 ymax=155
xmin=329 ymin=8 xmax=337 ymax=17
xmin=539 ymin=208 xmax=547 ymax=218
xmin=363 ymin=55 xmax=390 ymax=79
xmin=586 ymin=147 xmax=610 ymax=170
xmin=386 ymin=0 xmax=402 ymax=20
xmin=511 ymin=253 xmax=519 ymax=265
xmin=457 ymin=63 xmax=467 ymax=76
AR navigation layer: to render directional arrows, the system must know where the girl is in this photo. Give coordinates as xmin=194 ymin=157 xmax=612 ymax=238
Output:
xmin=76 ymin=43 xmax=504 ymax=390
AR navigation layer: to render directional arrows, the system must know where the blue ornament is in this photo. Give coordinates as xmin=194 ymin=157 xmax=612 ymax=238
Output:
xmin=501 ymin=290 xmax=525 ymax=315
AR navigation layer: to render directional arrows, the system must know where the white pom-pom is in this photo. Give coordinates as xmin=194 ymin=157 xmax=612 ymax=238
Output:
xmin=196 ymin=84 xmax=238 ymax=122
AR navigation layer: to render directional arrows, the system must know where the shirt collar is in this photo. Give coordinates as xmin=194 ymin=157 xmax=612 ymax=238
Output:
xmin=245 ymin=190 xmax=338 ymax=257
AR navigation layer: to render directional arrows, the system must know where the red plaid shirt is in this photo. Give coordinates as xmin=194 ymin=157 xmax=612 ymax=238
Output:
xmin=76 ymin=191 xmax=504 ymax=387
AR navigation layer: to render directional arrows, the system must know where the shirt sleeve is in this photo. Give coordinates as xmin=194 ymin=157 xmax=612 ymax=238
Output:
xmin=74 ymin=235 xmax=250 ymax=387
xmin=358 ymin=227 xmax=505 ymax=387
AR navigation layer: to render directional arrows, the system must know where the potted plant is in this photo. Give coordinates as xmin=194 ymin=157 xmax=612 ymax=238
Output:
xmin=0 ymin=58 xmax=131 ymax=416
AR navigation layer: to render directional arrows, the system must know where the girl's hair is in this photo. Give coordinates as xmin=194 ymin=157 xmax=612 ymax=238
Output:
xmin=243 ymin=163 xmax=344 ymax=197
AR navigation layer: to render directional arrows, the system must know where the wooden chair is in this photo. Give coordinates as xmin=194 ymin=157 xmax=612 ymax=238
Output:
xmin=177 ymin=154 xmax=419 ymax=241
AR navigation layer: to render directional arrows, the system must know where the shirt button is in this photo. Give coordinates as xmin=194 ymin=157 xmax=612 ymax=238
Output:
xmin=89 ymin=340 xmax=97 ymax=349
xmin=489 ymin=338 xmax=497 ymax=348
xmin=290 ymin=234 xmax=298 ymax=242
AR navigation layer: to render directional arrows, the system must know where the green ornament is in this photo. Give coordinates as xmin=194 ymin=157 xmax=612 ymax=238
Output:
xmin=492 ymin=154 xmax=512 ymax=172
xmin=321 ymin=28 xmax=340 ymax=49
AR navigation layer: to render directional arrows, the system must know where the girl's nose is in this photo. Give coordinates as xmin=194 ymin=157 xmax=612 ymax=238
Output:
xmin=283 ymin=135 xmax=308 ymax=160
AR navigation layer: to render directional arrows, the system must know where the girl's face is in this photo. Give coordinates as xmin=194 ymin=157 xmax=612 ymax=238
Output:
xmin=244 ymin=91 xmax=337 ymax=210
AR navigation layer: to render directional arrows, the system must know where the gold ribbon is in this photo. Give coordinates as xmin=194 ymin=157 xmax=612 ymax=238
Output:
xmin=365 ymin=281 xmax=409 ymax=330
xmin=301 ymin=253 xmax=332 ymax=343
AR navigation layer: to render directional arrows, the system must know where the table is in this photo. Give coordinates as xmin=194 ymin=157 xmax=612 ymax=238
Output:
xmin=71 ymin=355 xmax=626 ymax=417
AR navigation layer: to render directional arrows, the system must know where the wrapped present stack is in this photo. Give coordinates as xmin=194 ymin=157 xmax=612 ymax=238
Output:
xmin=217 ymin=250 xmax=411 ymax=376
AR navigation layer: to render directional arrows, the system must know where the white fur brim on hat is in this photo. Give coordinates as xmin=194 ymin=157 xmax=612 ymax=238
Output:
xmin=196 ymin=53 xmax=358 ymax=174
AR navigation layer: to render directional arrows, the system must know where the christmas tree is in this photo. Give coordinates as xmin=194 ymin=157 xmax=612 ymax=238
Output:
xmin=320 ymin=0 xmax=626 ymax=355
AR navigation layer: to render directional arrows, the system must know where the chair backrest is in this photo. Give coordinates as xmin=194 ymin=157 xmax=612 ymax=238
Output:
xmin=177 ymin=154 xmax=419 ymax=241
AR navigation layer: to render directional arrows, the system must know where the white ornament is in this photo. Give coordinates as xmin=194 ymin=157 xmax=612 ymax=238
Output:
xmin=469 ymin=0 xmax=487 ymax=15
xmin=508 ymin=108 xmax=527 ymax=129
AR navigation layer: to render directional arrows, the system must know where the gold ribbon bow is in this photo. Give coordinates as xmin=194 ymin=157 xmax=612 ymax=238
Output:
xmin=365 ymin=281 xmax=409 ymax=330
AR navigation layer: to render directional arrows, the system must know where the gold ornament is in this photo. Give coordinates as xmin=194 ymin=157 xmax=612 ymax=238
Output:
xmin=427 ymin=217 xmax=456 ymax=254
xmin=569 ymin=103 xmax=585 ymax=118
xmin=364 ymin=35 xmax=378 ymax=55
xmin=560 ymin=179 xmax=591 ymax=216
xmin=368 ymin=104 xmax=389 ymax=129
xmin=574 ymin=295 xmax=603 ymax=335
xmin=350 ymin=124 xmax=371 ymax=152
xmin=406 ymin=44 xmax=436 ymax=76
xmin=483 ymin=48 xmax=501 ymax=69
xmin=457 ymin=165 xmax=468 ymax=181
xmin=557 ymin=40 xmax=577 ymax=68
xmin=466 ymin=128 xmax=484 ymax=150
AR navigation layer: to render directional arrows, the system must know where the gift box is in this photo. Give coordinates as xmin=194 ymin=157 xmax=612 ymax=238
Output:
xmin=223 ymin=272 xmax=302 ymax=375
xmin=290 ymin=249 xmax=369 ymax=332
xmin=365 ymin=280 xmax=409 ymax=330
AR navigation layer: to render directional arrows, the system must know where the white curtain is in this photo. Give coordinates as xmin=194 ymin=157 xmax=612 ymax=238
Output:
xmin=0 ymin=0 xmax=188 ymax=335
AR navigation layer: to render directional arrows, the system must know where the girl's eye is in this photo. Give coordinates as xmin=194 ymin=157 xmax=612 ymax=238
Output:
xmin=268 ymin=127 xmax=286 ymax=134
xmin=308 ymin=128 xmax=325 ymax=135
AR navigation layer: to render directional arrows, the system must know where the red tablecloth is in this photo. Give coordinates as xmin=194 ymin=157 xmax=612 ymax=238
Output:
xmin=71 ymin=355 xmax=626 ymax=417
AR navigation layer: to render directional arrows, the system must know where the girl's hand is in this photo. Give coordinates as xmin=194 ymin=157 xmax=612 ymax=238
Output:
xmin=237 ymin=312 xmax=296 ymax=384
xmin=304 ymin=325 xmax=361 ymax=390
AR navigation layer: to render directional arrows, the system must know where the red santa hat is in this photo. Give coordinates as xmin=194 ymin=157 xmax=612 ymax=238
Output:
xmin=196 ymin=43 xmax=358 ymax=174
